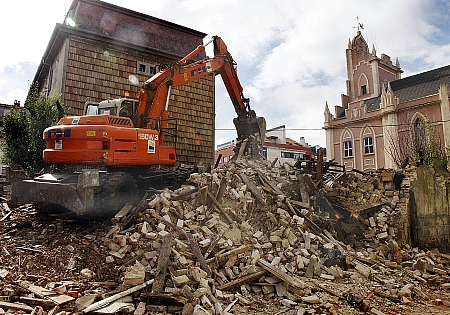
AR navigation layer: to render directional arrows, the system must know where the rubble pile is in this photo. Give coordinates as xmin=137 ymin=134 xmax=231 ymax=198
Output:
xmin=1 ymin=159 xmax=450 ymax=315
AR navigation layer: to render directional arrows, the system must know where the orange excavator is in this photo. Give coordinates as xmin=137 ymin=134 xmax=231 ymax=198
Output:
xmin=11 ymin=36 xmax=266 ymax=216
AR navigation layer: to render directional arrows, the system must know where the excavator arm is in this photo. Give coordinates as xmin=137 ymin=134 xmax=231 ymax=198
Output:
xmin=134 ymin=36 xmax=266 ymax=149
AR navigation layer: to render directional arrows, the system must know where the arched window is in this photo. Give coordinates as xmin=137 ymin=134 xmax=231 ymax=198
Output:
xmin=361 ymin=125 xmax=375 ymax=155
xmin=414 ymin=117 xmax=426 ymax=153
xmin=358 ymin=73 xmax=369 ymax=96
xmin=342 ymin=129 xmax=354 ymax=158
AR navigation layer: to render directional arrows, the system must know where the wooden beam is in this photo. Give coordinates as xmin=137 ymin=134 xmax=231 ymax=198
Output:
xmin=257 ymin=259 xmax=305 ymax=289
xmin=152 ymin=233 xmax=173 ymax=293
xmin=217 ymin=270 xmax=267 ymax=291
xmin=239 ymin=173 xmax=268 ymax=208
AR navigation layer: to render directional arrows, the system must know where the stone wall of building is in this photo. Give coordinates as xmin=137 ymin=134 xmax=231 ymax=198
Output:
xmin=410 ymin=164 xmax=450 ymax=252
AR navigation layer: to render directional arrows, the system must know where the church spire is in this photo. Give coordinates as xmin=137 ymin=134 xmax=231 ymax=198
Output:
xmin=371 ymin=44 xmax=377 ymax=56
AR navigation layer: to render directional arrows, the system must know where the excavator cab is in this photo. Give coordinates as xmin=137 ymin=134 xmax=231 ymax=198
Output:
xmin=83 ymin=98 xmax=138 ymax=119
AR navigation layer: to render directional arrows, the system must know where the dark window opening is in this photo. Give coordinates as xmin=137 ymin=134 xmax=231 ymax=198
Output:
xmin=262 ymin=149 xmax=267 ymax=158
xmin=361 ymin=85 xmax=367 ymax=95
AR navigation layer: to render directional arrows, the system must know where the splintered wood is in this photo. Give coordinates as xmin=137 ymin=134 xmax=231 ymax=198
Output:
xmin=1 ymin=161 xmax=450 ymax=314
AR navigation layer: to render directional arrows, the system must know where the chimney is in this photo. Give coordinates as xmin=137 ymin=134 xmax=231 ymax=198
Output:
xmin=299 ymin=137 xmax=306 ymax=146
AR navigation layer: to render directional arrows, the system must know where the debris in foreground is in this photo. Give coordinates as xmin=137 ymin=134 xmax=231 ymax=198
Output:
xmin=1 ymin=159 xmax=450 ymax=315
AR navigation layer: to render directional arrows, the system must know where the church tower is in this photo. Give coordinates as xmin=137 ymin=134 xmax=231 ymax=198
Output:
xmin=342 ymin=31 xmax=402 ymax=109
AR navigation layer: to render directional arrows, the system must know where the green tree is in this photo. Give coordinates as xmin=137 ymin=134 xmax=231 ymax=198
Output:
xmin=1 ymin=83 xmax=60 ymax=174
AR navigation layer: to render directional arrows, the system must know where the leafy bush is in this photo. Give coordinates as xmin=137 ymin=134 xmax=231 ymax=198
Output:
xmin=0 ymin=83 xmax=60 ymax=174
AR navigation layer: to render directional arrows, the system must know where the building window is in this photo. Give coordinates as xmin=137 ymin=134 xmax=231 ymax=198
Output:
xmin=281 ymin=151 xmax=303 ymax=160
xmin=364 ymin=137 xmax=374 ymax=154
xmin=361 ymin=85 xmax=367 ymax=95
xmin=137 ymin=62 xmax=158 ymax=76
xmin=344 ymin=141 xmax=353 ymax=157
xmin=223 ymin=156 xmax=228 ymax=163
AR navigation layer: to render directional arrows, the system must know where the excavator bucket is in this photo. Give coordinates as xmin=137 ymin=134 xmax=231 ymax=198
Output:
xmin=233 ymin=115 xmax=266 ymax=159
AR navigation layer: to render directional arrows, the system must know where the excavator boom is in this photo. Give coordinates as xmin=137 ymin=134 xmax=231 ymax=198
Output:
xmin=135 ymin=36 xmax=266 ymax=147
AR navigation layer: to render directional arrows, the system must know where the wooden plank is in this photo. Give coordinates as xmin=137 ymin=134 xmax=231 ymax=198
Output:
xmin=317 ymin=147 xmax=324 ymax=179
xmin=18 ymin=282 xmax=74 ymax=305
xmin=206 ymin=245 xmax=254 ymax=265
xmin=82 ymin=280 xmax=154 ymax=313
xmin=215 ymin=176 xmax=229 ymax=203
xmin=0 ymin=211 xmax=12 ymax=222
xmin=172 ymin=186 xmax=201 ymax=201
xmin=301 ymin=173 xmax=318 ymax=195
xmin=152 ymin=233 xmax=173 ymax=293
xmin=111 ymin=204 xmax=134 ymax=224
xmin=17 ymin=296 xmax=56 ymax=308
xmin=121 ymin=193 xmax=148 ymax=229
xmin=217 ymin=270 xmax=267 ymax=291
xmin=257 ymin=170 xmax=284 ymax=195
xmin=289 ymin=199 xmax=310 ymax=209
xmin=234 ymin=138 xmax=248 ymax=160
xmin=204 ymin=231 xmax=225 ymax=259
xmin=239 ymin=173 xmax=268 ymax=208
xmin=285 ymin=199 xmax=322 ymax=235
xmin=0 ymin=301 xmax=34 ymax=312
xmin=257 ymin=259 xmax=305 ymax=289
xmin=206 ymin=191 xmax=235 ymax=224
xmin=150 ymin=211 xmax=211 ymax=277
xmin=186 ymin=232 xmax=211 ymax=278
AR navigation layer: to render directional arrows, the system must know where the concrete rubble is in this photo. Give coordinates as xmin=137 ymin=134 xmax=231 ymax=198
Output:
xmin=1 ymin=158 xmax=450 ymax=314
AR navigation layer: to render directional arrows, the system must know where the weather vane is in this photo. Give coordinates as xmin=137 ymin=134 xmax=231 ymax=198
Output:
xmin=353 ymin=16 xmax=364 ymax=31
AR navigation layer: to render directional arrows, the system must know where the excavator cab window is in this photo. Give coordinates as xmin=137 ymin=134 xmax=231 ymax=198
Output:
xmin=99 ymin=107 xmax=117 ymax=115
xmin=84 ymin=103 xmax=99 ymax=115
xmin=118 ymin=100 xmax=134 ymax=118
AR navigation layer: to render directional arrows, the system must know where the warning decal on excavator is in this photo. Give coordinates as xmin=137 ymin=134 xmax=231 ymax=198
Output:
xmin=86 ymin=130 xmax=96 ymax=136
xmin=148 ymin=140 xmax=155 ymax=153
xmin=72 ymin=117 xmax=80 ymax=125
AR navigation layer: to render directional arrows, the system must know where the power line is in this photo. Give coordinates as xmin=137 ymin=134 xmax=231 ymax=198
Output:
xmin=215 ymin=118 xmax=450 ymax=132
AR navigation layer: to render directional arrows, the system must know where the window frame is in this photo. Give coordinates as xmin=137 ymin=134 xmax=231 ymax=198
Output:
xmin=343 ymin=140 xmax=353 ymax=157
xmin=361 ymin=85 xmax=367 ymax=95
xmin=137 ymin=61 xmax=158 ymax=76
xmin=363 ymin=137 xmax=374 ymax=154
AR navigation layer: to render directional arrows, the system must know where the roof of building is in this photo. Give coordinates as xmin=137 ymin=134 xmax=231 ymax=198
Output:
xmin=363 ymin=64 xmax=450 ymax=111
xmin=390 ymin=64 xmax=450 ymax=102
xmin=266 ymin=125 xmax=286 ymax=132
xmin=35 ymin=0 xmax=206 ymax=86
xmin=264 ymin=137 xmax=311 ymax=152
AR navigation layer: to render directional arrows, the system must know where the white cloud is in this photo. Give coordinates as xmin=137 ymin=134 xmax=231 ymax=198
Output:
xmin=1 ymin=0 xmax=449 ymax=149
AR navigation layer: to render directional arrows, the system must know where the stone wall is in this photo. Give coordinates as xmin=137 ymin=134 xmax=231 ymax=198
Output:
xmin=410 ymin=164 xmax=450 ymax=252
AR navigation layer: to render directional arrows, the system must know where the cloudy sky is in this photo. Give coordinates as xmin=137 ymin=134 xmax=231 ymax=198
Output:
xmin=1 ymin=0 xmax=449 ymax=148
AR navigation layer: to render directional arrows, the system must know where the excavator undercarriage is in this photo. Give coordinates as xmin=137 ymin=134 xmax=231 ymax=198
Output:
xmin=10 ymin=164 xmax=193 ymax=217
